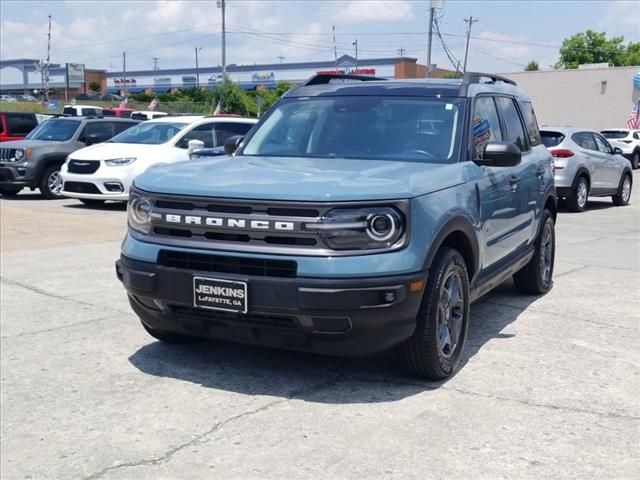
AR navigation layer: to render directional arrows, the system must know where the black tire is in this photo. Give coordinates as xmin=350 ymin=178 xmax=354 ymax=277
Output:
xmin=612 ymin=173 xmax=632 ymax=206
xmin=566 ymin=175 xmax=589 ymax=212
xmin=80 ymin=199 xmax=106 ymax=207
xmin=141 ymin=321 xmax=198 ymax=344
xmin=631 ymin=151 xmax=640 ymax=170
xmin=39 ymin=164 xmax=64 ymax=199
xmin=0 ymin=186 xmax=22 ymax=196
xmin=513 ymin=209 xmax=555 ymax=295
xmin=398 ymin=247 xmax=470 ymax=380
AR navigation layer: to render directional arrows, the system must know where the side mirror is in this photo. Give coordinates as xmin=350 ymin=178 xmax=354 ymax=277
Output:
xmin=224 ymin=135 xmax=244 ymax=155
xmin=187 ymin=139 xmax=205 ymax=155
xmin=84 ymin=133 xmax=109 ymax=145
xmin=613 ymin=147 xmax=623 ymax=155
xmin=476 ymin=141 xmax=522 ymax=167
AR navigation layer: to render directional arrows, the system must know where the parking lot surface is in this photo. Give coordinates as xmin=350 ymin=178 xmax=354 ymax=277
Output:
xmin=1 ymin=190 xmax=639 ymax=480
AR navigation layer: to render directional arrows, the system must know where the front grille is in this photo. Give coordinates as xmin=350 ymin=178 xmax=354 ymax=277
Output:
xmin=168 ymin=305 xmax=299 ymax=329
xmin=63 ymin=181 xmax=101 ymax=194
xmin=68 ymin=160 xmax=100 ymax=174
xmin=158 ymin=250 xmax=297 ymax=278
xmin=0 ymin=148 xmax=16 ymax=161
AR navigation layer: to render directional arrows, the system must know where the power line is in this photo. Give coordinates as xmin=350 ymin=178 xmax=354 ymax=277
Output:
xmin=434 ymin=14 xmax=461 ymax=72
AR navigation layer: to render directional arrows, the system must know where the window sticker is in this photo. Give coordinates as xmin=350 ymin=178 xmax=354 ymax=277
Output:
xmin=473 ymin=113 xmax=492 ymax=155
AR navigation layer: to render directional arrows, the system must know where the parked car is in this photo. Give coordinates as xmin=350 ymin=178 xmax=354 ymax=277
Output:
xmin=600 ymin=128 xmax=640 ymax=169
xmin=0 ymin=112 xmax=39 ymax=142
xmin=18 ymin=95 xmax=39 ymax=102
xmin=541 ymin=127 xmax=632 ymax=211
xmin=74 ymin=93 xmax=98 ymax=101
xmin=0 ymin=95 xmax=17 ymax=103
xmin=116 ymin=73 xmax=558 ymax=380
xmin=62 ymin=105 xmax=103 ymax=117
xmin=102 ymin=107 xmax=135 ymax=118
xmin=0 ymin=116 xmax=138 ymax=198
xmin=60 ymin=116 xmax=257 ymax=205
xmin=130 ymin=110 xmax=169 ymax=120
xmin=99 ymin=93 xmax=124 ymax=102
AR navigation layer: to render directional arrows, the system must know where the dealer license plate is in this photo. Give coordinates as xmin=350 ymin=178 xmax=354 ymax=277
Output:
xmin=193 ymin=276 xmax=248 ymax=313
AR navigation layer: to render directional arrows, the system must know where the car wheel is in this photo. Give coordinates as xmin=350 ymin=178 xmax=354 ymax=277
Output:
xmin=398 ymin=247 xmax=470 ymax=380
xmin=567 ymin=175 xmax=589 ymax=212
xmin=632 ymin=151 xmax=640 ymax=170
xmin=612 ymin=173 xmax=632 ymax=206
xmin=0 ymin=186 xmax=22 ymax=196
xmin=513 ymin=209 xmax=555 ymax=295
xmin=39 ymin=165 xmax=64 ymax=199
xmin=80 ymin=199 xmax=106 ymax=207
xmin=141 ymin=321 xmax=198 ymax=344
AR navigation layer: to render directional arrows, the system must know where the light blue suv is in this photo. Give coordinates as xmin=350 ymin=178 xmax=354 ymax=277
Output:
xmin=117 ymin=73 xmax=556 ymax=379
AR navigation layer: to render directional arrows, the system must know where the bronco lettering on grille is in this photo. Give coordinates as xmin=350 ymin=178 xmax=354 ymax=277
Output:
xmin=164 ymin=214 xmax=295 ymax=231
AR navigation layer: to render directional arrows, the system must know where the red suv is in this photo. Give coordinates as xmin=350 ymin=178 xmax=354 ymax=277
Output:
xmin=0 ymin=112 xmax=39 ymax=142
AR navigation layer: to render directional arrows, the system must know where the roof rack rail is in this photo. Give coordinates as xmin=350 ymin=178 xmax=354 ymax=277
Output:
xmin=463 ymin=72 xmax=517 ymax=86
xmin=303 ymin=73 xmax=387 ymax=86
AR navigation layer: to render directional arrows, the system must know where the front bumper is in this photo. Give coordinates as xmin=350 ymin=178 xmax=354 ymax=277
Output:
xmin=0 ymin=164 xmax=34 ymax=188
xmin=117 ymin=255 xmax=427 ymax=356
xmin=60 ymin=164 xmax=135 ymax=201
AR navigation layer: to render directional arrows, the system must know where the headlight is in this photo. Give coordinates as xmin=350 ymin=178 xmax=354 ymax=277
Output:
xmin=306 ymin=207 xmax=405 ymax=250
xmin=14 ymin=149 xmax=24 ymax=161
xmin=128 ymin=190 xmax=153 ymax=234
xmin=105 ymin=157 xmax=136 ymax=166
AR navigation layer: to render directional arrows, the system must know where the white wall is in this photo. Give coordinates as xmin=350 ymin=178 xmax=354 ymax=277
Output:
xmin=505 ymin=67 xmax=640 ymax=130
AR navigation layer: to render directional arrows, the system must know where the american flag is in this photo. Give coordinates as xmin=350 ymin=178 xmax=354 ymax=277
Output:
xmin=212 ymin=100 xmax=222 ymax=116
xmin=626 ymin=100 xmax=640 ymax=129
xmin=119 ymin=96 xmax=128 ymax=109
xmin=148 ymin=97 xmax=158 ymax=111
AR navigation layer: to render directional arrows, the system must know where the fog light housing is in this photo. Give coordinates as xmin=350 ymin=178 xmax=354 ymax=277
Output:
xmin=104 ymin=182 xmax=124 ymax=193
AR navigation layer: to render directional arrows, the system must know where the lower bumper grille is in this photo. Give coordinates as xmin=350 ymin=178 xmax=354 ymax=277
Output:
xmin=63 ymin=181 xmax=101 ymax=194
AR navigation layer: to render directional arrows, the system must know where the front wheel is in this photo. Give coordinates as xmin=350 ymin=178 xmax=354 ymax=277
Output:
xmin=39 ymin=165 xmax=64 ymax=199
xmin=513 ymin=209 xmax=555 ymax=295
xmin=398 ymin=247 xmax=470 ymax=380
xmin=566 ymin=176 xmax=589 ymax=212
xmin=612 ymin=174 xmax=632 ymax=206
xmin=631 ymin=151 xmax=640 ymax=170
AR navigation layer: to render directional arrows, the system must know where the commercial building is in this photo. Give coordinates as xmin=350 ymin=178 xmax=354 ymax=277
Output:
xmin=505 ymin=66 xmax=640 ymax=130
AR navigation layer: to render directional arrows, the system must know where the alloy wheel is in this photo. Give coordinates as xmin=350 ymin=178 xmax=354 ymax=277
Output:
xmin=577 ymin=180 xmax=588 ymax=208
xmin=621 ymin=176 xmax=631 ymax=203
xmin=48 ymin=170 xmax=63 ymax=196
xmin=539 ymin=221 xmax=554 ymax=284
xmin=437 ymin=271 xmax=464 ymax=358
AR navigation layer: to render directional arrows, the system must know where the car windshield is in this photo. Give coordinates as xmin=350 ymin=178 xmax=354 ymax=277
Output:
xmin=107 ymin=122 xmax=187 ymax=144
xmin=540 ymin=131 xmax=565 ymax=148
xmin=25 ymin=119 xmax=80 ymax=141
xmin=241 ymin=96 xmax=464 ymax=163
xmin=600 ymin=130 xmax=628 ymax=139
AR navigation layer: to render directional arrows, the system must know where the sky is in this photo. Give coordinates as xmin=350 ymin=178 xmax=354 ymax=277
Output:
xmin=0 ymin=0 xmax=639 ymax=74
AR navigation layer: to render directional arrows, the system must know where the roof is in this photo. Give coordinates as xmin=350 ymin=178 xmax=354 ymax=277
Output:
xmin=146 ymin=115 xmax=205 ymax=124
xmin=539 ymin=126 xmax=595 ymax=133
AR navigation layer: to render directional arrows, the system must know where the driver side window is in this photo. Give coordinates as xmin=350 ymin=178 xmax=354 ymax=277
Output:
xmin=177 ymin=123 xmax=216 ymax=149
xmin=472 ymin=96 xmax=502 ymax=159
xmin=593 ymin=133 xmax=613 ymax=154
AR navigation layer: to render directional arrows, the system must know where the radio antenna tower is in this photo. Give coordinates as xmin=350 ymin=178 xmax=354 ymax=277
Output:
xmin=44 ymin=14 xmax=52 ymax=103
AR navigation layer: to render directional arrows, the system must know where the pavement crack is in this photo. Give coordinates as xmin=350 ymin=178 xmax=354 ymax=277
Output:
xmin=81 ymin=376 xmax=340 ymax=480
xmin=0 ymin=315 xmax=116 ymax=339
xmin=554 ymin=265 xmax=589 ymax=278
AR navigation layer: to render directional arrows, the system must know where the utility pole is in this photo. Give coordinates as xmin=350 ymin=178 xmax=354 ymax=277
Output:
xmin=426 ymin=5 xmax=434 ymax=77
xmin=352 ymin=39 xmax=358 ymax=70
xmin=151 ymin=57 xmax=159 ymax=70
xmin=217 ymin=0 xmax=226 ymax=79
xmin=44 ymin=15 xmax=51 ymax=103
xmin=463 ymin=16 xmax=479 ymax=73
xmin=277 ymin=55 xmax=285 ymax=63
xmin=332 ymin=26 xmax=338 ymax=72
xmin=122 ymin=51 xmax=127 ymax=97
xmin=195 ymin=47 xmax=202 ymax=88
xmin=398 ymin=48 xmax=405 ymax=57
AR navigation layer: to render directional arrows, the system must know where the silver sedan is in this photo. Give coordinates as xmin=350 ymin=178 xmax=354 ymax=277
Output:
xmin=540 ymin=127 xmax=633 ymax=212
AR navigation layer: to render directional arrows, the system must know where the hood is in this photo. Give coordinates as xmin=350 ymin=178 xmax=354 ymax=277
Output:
xmin=68 ymin=142 xmax=166 ymax=160
xmin=0 ymin=139 xmax=63 ymax=149
xmin=134 ymin=155 xmax=468 ymax=201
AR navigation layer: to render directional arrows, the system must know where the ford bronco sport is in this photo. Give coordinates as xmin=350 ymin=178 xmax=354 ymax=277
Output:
xmin=117 ymin=73 xmax=557 ymax=379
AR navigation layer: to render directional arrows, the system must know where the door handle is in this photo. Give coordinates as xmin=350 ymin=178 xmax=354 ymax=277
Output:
xmin=536 ymin=167 xmax=545 ymax=176
xmin=509 ymin=175 xmax=521 ymax=185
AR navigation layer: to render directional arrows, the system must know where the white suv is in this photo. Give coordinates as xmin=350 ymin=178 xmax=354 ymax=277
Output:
xmin=600 ymin=128 xmax=640 ymax=169
xmin=60 ymin=116 xmax=257 ymax=204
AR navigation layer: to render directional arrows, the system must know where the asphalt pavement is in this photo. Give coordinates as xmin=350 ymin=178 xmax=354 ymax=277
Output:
xmin=1 ymin=189 xmax=638 ymax=480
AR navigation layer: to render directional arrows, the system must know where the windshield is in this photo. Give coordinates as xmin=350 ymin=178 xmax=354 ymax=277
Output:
xmin=241 ymin=96 xmax=464 ymax=163
xmin=107 ymin=122 xmax=187 ymax=144
xmin=540 ymin=131 xmax=565 ymax=148
xmin=600 ymin=130 xmax=628 ymax=139
xmin=26 ymin=119 xmax=80 ymax=141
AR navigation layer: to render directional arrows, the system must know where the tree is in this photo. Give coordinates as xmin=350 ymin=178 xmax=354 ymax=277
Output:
xmin=554 ymin=30 xmax=634 ymax=69
xmin=88 ymin=81 xmax=102 ymax=93
xmin=525 ymin=61 xmax=539 ymax=71
xmin=213 ymin=80 xmax=253 ymax=116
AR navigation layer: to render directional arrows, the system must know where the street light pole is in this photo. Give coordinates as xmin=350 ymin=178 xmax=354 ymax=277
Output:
xmin=352 ymin=39 xmax=358 ymax=70
xmin=195 ymin=47 xmax=202 ymax=88
xmin=217 ymin=0 xmax=226 ymax=79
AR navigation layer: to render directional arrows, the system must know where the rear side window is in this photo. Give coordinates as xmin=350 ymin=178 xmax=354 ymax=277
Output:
xmin=518 ymin=101 xmax=541 ymax=146
xmin=634 ymin=132 xmax=640 ymax=140
xmin=62 ymin=107 xmax=77 ymax=116
xmin=600 ymin=130 xmax=628 ymax=140
xmin=102 ymin=110 xmax=116 ymax=117
xmin=82 ymin=108 xmax=99 ymax=116
xmin=540 ymin=131 xmax=565 ymax=148
xmin=495 ymin=97 xmax=529 ymax=152
xmin=6 ymin=113 xmax=38 ymax=135
xmin=81 ymin=121 xmax=116 ymax=141
xmin=113 ymin=121 xmax=136 ymax=135
xmin=572 ymin=132 xmax=597 ymax=151
xmin=472 ymin=96 xmax=502 ymax=158
xmin=215 ymin=122 xmax=254 ymax=146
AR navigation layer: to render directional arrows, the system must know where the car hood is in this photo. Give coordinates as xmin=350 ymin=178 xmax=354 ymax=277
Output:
xmin=0 ymin=139 xmax=64 ymax=149
xmin=68 ymin=142 xmax=167 ymax=160
xmin=134 ymin=155 xmax=469 ymax=201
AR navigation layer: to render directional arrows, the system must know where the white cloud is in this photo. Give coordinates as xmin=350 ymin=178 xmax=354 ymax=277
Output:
xmin=338 ymin=0 xmax=414 ymax=23
xmin=603 ymin=0 xmax=640 ymax=40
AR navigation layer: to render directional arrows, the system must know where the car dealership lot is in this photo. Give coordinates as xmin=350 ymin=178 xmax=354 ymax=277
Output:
xmin=1 ymin=192 xmax=638 ymax=479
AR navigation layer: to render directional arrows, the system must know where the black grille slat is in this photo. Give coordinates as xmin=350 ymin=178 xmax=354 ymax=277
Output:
xmin=63 ymin=181 xmax=101 ymax=194
xmin=158 ymin=250 xmax=297 ymax=278
xmin=68 ymin=160 xmax=100 ymax=174
xmin=0 ymin=148 xmax=16 ymax=161
xmin=169 ymin=305 xmax=299 ymax=329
